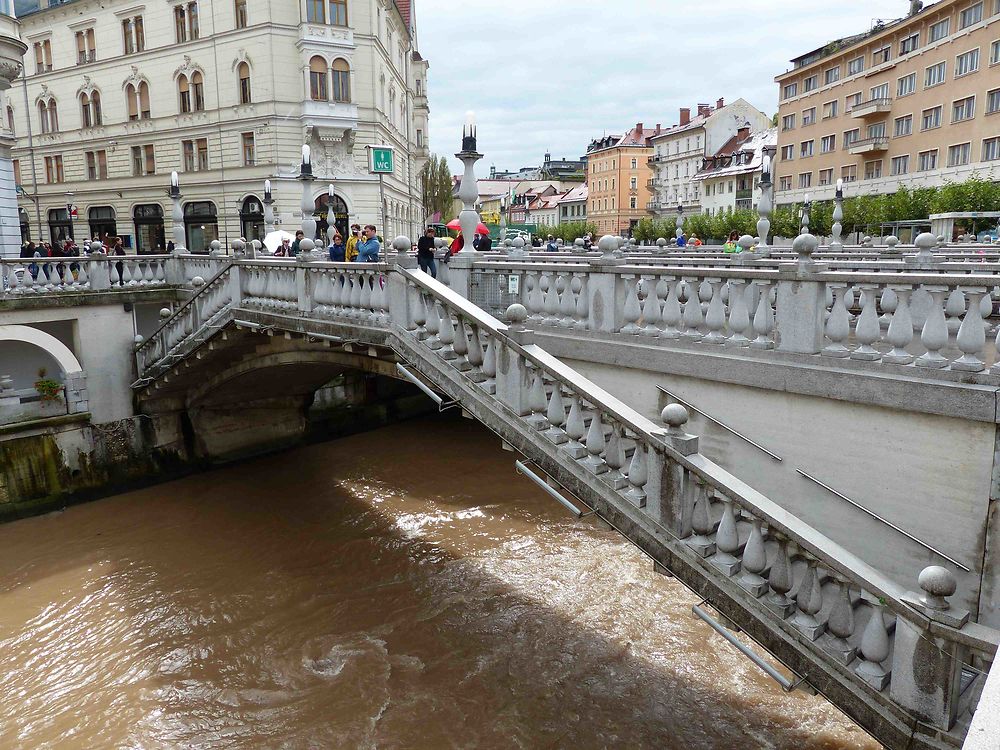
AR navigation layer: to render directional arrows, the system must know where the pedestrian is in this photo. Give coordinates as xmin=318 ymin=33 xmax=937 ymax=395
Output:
xmin=20 ymin=241 xmax=35 ymax=259
xmin=328 ymin=231 xmax=346 ymax=262
xmin=690 ymin=234 xmax=703 ymax=247
xmin=478 ymin=231 xmax=492 ymax=253
xmin=355 ymin=224 xmax=381 ymax=262
xmin=417 ymin=226 xmax=437 ymax=277
xmin=677 ymin=232 xmax=687 ymax=248
xmin=290 ymin=230 xmax=305 ymax=257
xmin=450 ymin=231 xmax=465 ymax=255
xmin=346 ymin=224 xmax=361 ymax=262
xmin=723 ymin=231 xmax=740 ymax=253
xmin=111 ymin=238 xmax=126 ymax=284
xmin=545 ymin=234 xmax=558 ymax=252
xmin=166 ymin=240 xmax=175 ymax=253
xmin=531 ymin=235 xmax=541 ymax=248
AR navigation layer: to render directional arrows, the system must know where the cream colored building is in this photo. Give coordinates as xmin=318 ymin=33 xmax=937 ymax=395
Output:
xmin=774 ymin=0 xmax=1000 ymax=207
xmin=6 ymin=0 xmax=429 ymax=254
xmin=586 ymin=123 xmax=654 ymax=236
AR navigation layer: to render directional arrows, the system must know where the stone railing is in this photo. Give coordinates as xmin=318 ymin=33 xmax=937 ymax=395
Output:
xmin=0 ymin=254 xmax=174 ymax=297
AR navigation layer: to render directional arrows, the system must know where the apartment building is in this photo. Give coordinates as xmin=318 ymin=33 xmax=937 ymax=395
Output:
xmin=6 ymin=0 xmax=429 ymax=254
xmin=647 ymin=98 xmax=771 ymax=217
xmin=586 ymin=123 xmax=655 ymax=236
xmin=774 ymin=0 xmax=1000 ymax=206
xmin=692 ymin=126 xmax=777 ymax=216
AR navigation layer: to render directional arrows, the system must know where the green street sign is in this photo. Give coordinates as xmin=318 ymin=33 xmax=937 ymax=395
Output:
xmin=369 ymin=146 xmax=394 ymax=174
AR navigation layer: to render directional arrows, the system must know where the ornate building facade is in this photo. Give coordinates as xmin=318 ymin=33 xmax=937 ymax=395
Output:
xmin=6 ymin=0 xmax=429 ymax=253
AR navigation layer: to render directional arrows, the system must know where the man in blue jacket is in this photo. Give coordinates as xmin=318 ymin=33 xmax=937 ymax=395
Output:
xmin=356 ymin=225 xmax=381 ymax=262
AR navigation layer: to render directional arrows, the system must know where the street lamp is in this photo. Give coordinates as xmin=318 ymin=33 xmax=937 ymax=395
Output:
xmin=676 ymin=202 xmax=684 ymax=242
xmin=454 ymin=110 xmax=483 ymax=254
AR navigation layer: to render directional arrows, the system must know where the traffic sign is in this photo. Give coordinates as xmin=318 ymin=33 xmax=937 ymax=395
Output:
xmin=368 ymin=146 xmax=394 ymax=175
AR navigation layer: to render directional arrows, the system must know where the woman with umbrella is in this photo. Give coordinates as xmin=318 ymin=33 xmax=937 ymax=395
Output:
xmin=445 ymin=219 xmax=490 ymax=255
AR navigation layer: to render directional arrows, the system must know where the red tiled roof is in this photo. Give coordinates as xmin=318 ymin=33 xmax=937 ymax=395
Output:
xmin=394 ymin=1 xmax=411 ymax=29
xmin=618 ymin=125 xmax=658 ymax=148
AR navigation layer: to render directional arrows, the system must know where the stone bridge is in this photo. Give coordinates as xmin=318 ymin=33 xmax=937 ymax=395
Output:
xmin=110 ymin=239 xmax=1000 ymax=750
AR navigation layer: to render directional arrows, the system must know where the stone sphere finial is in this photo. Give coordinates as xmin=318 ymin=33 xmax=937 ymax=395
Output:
xmin=918 ymin=565 xmax=957 ymax=610
xmin=512 ymin=237 xmax=525 ymax=249
xmin=915 ymin=232 xmax=937 ymax=255
xmin=656 ymin=237 xmax=667 ymax=248
xmin=738 ymin=235 xmax=755 ymax=251
xmin=209 ymin=239 xmax=222 ymax=256
xmin=792 ymin=232 xmax=819 ymax=260
xmin=134 ymin=334 xmax=144 ymax=345
xmin=393 ymin=236 xmax=411 ymax=253
xmin=434 ymin=237 xmax=445 ymax=249
xmin=598 ymin=235 xmax=618 ymax=254
xmin=191 ymin=276 xmax=205 ymax=288
xmin=504 ymin=303 xmax=528 ymax=325
xmin=504 ymin=238 xmax=513 ymax=248
xmin=885 ymin=236 xmax=900 ymax=252
xmin=299 ymin=237 xmax=316 ymax=254
xmin=661 ymin=403 xmax=689 ymax=432
xmin=251 ymin=239 xmax=262 ymax=252
xmin=231 ymin=239 xmax=246 ymax=255
xmin=575 ymin=237 xmax=585 ymax=247
xmin=159 ymin=307 xmax=172 ymax=318
xmin=89 ymin=240 xmax=104 ymax=254
xmin=936 ymin=235 xmax=946 ymax=247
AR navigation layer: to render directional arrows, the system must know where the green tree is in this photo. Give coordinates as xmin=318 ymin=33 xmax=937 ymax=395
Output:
xmin=419 ymin=155 xmax=456 ymax=222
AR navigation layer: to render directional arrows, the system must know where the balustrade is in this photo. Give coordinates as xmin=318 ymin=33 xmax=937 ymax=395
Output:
xmin=1 ymin=255 xmax=171 ymax=297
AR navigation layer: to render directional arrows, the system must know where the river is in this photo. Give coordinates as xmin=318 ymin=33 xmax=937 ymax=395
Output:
xmin=0 ymin=415 xmax=878 ymax=749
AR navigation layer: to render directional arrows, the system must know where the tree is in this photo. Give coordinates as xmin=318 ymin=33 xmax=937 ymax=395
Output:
xmin=419 ymin=155 xmax=455 ymax=222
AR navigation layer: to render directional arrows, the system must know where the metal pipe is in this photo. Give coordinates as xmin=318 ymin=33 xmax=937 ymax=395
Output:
xmin=795 ymin=468 xmax=970 ymax=572
xmin=395 ymin=362 xmax=450 ymax=410
xmin=657 ymin=386 xmax=782 ymax=462
xmin=515 ymin=459 xmax=584 ymax=517
xmin=692 ymin=604 xmax=798 ymax=692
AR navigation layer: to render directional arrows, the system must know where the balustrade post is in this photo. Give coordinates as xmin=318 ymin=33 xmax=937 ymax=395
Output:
xmin=387 ymin=269 xmax=414 ymax=331
xmin=227 ymin=265 xmax=242 ymax=310
xmin=87 ymin=242 xmax=111 ymax=291
xmin=587 ymin=236 xmax=625 ymax=333
xmin=891 ymin=566 xmax=970 ymax=730
xmin=775 ymin=234 xmax=825 ymax=354
xmin=495 ymin=304 xmax=533 ymax=417
xmin=654 ymin=404 xmax=697 ymax=534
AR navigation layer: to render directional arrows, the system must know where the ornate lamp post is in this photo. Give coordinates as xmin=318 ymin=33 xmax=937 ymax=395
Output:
xmin=829 ymin=178 xmax=845 ymax=251
xmin=298 ymin=144 xmax=317 ymax=258
xmin=263 ymin=179 xmax=275 ymax=236
xmin=325 ymin=183 xmax=336 ymax=245
xmin=169 ymin=171 xmax=186 ymax=252
xmin=676 ymin=202 xmax=684 ymax=242
xmin=800 ymin=192 xmax=811 ymax=235
xmin=756 ymin=154 xmax=773 ymax=250
xmin=454 ymin=111 xmax=483 ymax=254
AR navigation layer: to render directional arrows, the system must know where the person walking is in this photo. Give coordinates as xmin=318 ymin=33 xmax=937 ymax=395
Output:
xmin=417 ymin=226 xmax=437 ymax=278
xmin=346 ymin=224 xmax=361 ymax=262
xmin=355 ymin=225 xmax=381 ymax=262
xmin=328 ymin=232 xmax=346 ymax=262
xmin=545 ymin=234 xmax=558 ymax=252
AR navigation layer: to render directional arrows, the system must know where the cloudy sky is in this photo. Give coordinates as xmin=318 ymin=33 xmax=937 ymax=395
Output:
xmin=416 ymin=0 xmax=908 ymax=174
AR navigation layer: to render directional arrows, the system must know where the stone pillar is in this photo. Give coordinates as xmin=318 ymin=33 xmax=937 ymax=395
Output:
xmin=169 ymin=173 xmax=186 ymax=252
xmin=495 ymin=304 xmax=532 ymax=417
xmin=775 ymin=233 xmax=826 ymax=354
xmin=263 ymin=180 xmax=275 ymax=236
xmin=0 ymin=12 xmax=26 ymax=258
xmin=587 ymin=236 xmax=625 ymax=333
xmin=656 ymin=404 xmax=699 ymax=535
xmin=387 ymin=236 xmax=417 ymax=331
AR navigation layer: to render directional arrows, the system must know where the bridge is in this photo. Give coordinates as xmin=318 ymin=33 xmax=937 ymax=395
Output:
xmin=4 ymin=238 xmax=1000 ymax=749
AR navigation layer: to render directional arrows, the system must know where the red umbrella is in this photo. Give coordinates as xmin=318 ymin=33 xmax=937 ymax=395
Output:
xmin=445 ymin=219 xmax=490 ymax=235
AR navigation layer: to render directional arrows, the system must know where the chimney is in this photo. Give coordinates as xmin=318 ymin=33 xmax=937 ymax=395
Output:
xmin=655 ymin=123 xmax=662 ymax=135
xmin=679 ymin=108 xmax=691 ymax=126
xmin=736 ymin=124 xmax=750 ymax=141
xmin=910 ymin=0 xmax=923 ymax=15
xmin=697 ymin=103 xmax=710 ymax=117
xmin=636 ymin=122 xmax=643 ymax=134
xmin=717 ymin=97 xmax=725 ymax=110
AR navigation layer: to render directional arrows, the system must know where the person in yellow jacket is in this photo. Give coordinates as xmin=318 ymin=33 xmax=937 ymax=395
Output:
xmin=345 ymin=224 xmax=361 ymax=262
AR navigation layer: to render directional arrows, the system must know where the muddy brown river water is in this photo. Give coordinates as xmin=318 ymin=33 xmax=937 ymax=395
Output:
xmin=0 ymin=415 xmax=880 ymax=749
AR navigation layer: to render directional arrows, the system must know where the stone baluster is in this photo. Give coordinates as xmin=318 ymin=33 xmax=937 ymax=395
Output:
xmin=348 ymin=270 xmax=364 ymax=316
xmin=359 ymin=272 xmax=374 ymax=321
xmin=573 ymin=274 xmax=589 ymax=330
xmin=790 ymin=559 xmax=826 ymax=640
xmin=641 ymin=275 xmax=662 ymax=336
xmin=424 ymin=295 xmax=442 ymax=349
xmin=882 ymin=285 xmax=914 ymax=364
xmin=916 ymin=286 xmax=949 ymax=368
xmin=527 ymin=370 xmax=549 ymax=429
xmin=438 ymin=305 xmax=457 ymax=360
xmin=624 ymin=441 xmax=648 ymax=508
xmin=480 ymin=334 xmax=497 ymax=394
xmin=738 ymin=518 xmax=769 ymax=596
xmin=750 ymin=281 xmax=775 ymax=350
xmin=710 ymin=497 xmax=741 ymax=575
xmin=703 ymin=279 xmax=727 ymax=344
xmin=681 ymin=278 xmax=704 ymax=340
xmin=411 ymin=286 xmax=428 ymax=338
xmin=543 ymin=384 xmax=567 ymax=444
xmin=660 ymin=277 xmax=682 ymax=339
xmin=727 ymin=279 xmax=751 ymax=346
xmin=823 ymin=579 xmax=857 ymax=664
xmin=542 ymin=273 xmax=560 ymax=326
xmin=855 ymin=604 xmax=891 ymax=690
xmin=879 ymin=287 xmax=897 ymax=329
xmin=621 ymin=276 xmax=642 ymax=334
xmin=851 ymin=283 xmax=882 ymax=361
xmin=953 ymin=287 xmax=987 ymax=372
xmin=526 ymin=272 xmax=544 ymax=324
xmin=582 ymin=408 xmax=608 ymax=475
xmin=467 ymin=325 xmax=486 ymax=382
xmin=945 ymin=288 xmax=966 ymax=334
xmin=452 ymin=316 xmax=471 ymax=371
xmin=562 ymin=393 xmax=587 ymax=459
xmin=686 ymin=485 xmax=716 ymax=557
xmin=603 ymin=425 xmax=627 ymax=490
xmin=765 ymin=537 xmax=795 ymax=617
xmin=822 ymin=284 xmax=852 ymax=357
xmin=558 ymin=274 xmax=576 ymax=328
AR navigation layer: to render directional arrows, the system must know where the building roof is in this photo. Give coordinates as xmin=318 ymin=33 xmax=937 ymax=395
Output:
xmin=557 ymin=184 xmax=589 ymax=204
xmin=394 ymin=1 xmax=412 ymax=30
xmin=691 ymin=127 xmax=777 ymax=182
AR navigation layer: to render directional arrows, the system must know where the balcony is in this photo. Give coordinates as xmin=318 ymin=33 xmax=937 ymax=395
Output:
xmin=850 ymin=97 xmax=892 ymax=118
xmin=736 ymin=188 xmax=752 ymax=202
xmin=648 ymin=155 xmax=666 ymax=164
xmin=847 ymin=136 xmax=889 ymax=155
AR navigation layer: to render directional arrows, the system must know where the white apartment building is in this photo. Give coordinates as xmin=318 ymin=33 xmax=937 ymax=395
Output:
xmin=647 ymin=97 xmax=771 ymax=217
xmin=692 ymin=127 xmax=777 ymax=216
xmin=5 ymin=0 xmax=429 ymax=255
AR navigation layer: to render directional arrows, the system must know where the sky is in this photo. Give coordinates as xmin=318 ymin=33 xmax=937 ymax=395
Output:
xmin=415 ymin=0 xmax=909 ymax=175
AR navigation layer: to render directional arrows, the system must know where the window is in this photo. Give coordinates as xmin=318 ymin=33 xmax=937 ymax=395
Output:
xmin=33 ymin=39 xmax=52 ymax=74
xmin=803 ymin=75 xmax=818 ymax=92
xmin=956 ymin=49 xmax=980 ymax=76
xmin=987 ymin=87 xmax=1000 ymax=113
xmin=900 ymin=33 xmax=919 ymax=55
xmin=178 ymin=75 xmax=191 ymax=113
xmin=867 ymin=122 xmax=886 ymax=140
xmin=802 ymin=107 xmax=816 ymax=126
xmin=76 ymin=29 xmax=96 ymax=64
xmin=925 ymin=61 xmax=947 ymax=87
xmin=872 ymin=46 xmax=891 ymax=65
xmin=13 ymin=159 xmax=20 ymax=186
xmin=125 ymin=81 xmax=151 ymax=120
xmin=309 ymin=56 xmax=328 ymax=100
xmin=85 ymin=150 xmax=108 ymax=180
xmin=890 ymin=155 xmax=909 ymax=175
xmin=630 ymin=158 xmax=637 ymax=169
xmin=992 ymin=40 xmax=1000 ymax=65
xmin=37 ymin=99 xmax=57 ymax=134
xmin=846 ymin=92 xmax=862 ymax=111
xmin=929 ymin=18 xmax=950 ymax=42
xmin=332 ymin=59 xmax=350 ymax=102
xmin=918 ymin=149 xmax=938 ymax=170
xmin=630 ymin=176 xmax=637 ymax=189
xmin=174 ymin=3 xmax=199 ymax=42
xmin=921 ymin=105 xmax=942 ymax=129
xmin=235 ymin=0 xmax=248 ymax=28
xmin=630 ymin=197 xmax=637 ymax=210
xmin=819 ymin=168 xmax=834 ymax=185
xmin=897 ymin=73 xmax=916 ymax=97
xmin=197 ymin=138 xmax=209 ymax=170
xmin=948 ymin=142 xmax=971 ymax=166
xmin=779 ymin=176 xmax=792 ymax=190
xmin=781 ymin=113 xmax=795 ymax=131
xmin=122 ymin=16 xmax=144 ymax=54
xmin=44 ymin=155 xmax=63 ymax=183
xmin=182 ymin=140 xmax=195 ymax=171
xmin=983 ymin=136 xmax=1000 ymax=161
xmin=821 ymin=134 xmax=836 ymax=153
xmin=782 ymin=82 xmax=797 ymax=99
xmin=5 ymin=105 xmax=12 ymax=134
xmin=131 ymin=144 xmax=155 ymax=175
xmin=238 ymin=62 xmax=252 ymax=104
xmin=330 ymin=0 xmax=348 ymax=25
xmin=79 ymin=91 xmax=101 ymax=127
xmin=416 ymin=129 xmax=423 ymax=147
xmin=798 ymin=172 xmax=812 ymax=188
xmin=870 ymin=83 xmax=889 ymax=101
xmin=960 ymin=2 xmax=983 ymax=29
xmin=847 ymin=56 xmax=865 ymax=76
xmin=864 ymin=160 xmax=882 ymax=179
xmin=952 ymin=96 xmax=975 ymax=122
xmin=894 ymin=114 xmax=913 ymax=136
xmin=800 ymin=140 xmax=814 ymax=157
xmin=844 ymin=127 xmax=860 ymax=145
xmin=841 ymin=164 xmax=857 ymax=182
xmin=780 ymin=144 xmax=794 ymax=160
xmin=824 ymin=66 xmax=840 ymax=84
xmin=241 ymin=132 xmax=255 ymax=166
xmin=308 ymin=0 xmax=348 ymax=24
xmin=822 ymin=100 xmax=838 ymax=119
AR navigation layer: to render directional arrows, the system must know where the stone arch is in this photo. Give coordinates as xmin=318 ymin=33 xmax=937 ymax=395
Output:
xmin=0 ymin=325 xmax=84 ymax=376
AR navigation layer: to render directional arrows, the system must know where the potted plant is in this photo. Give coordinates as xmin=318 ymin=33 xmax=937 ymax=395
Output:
xmin=33 ymin=368 xmax=63 ymax=403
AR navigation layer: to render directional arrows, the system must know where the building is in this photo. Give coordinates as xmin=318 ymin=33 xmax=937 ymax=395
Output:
xmin=7 ymin=0 xmax=429 ymax=254
xmin=540 ymin=151 xmax=585 ymax=181
xmin=557 ymin=183 xmax=587 ymax=225
xmin=647 ymin=98 xmax=771 ymax=218
xmin=692 ymin=126 xmax=777 ymax=216
xmin=774 ymin=0 xmax=1000 ymax=206
xmin=586 ymin=123 xmax=656 ymax=236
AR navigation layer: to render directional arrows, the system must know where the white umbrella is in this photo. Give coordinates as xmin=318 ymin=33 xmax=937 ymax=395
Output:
xmin=263 ymin=230 xmax=296 ymax=253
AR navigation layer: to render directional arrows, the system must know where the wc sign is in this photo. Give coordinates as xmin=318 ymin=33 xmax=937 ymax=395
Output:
xmin=367 ymin=146 xmax=394 ymax=175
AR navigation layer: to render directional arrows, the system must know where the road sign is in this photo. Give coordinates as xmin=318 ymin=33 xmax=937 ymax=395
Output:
xmin=368 ymin=146 xmax=394 ymax=175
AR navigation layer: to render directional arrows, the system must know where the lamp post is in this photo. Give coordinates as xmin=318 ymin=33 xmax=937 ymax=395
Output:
xmin=169 ymin=171 xmax=185 ymax=252
xmin=263 ymin=179 xmax=275 ymax=236
xmin=830 ymin=178 xmax=844 ymax=251
xmin=64 ymin=191 xmax=75 ymax=240
xmin=676 ymin=202 xmax=684 ymax=242
xmin=454 ymin=110 xmax=483 ymax=254
xmin=325 ymin=183 xmax=336 ymax=245
xmin=757 ymin=154 xmax=773 ymax=250
xmin=800 ymin=192 xmax=811 ymax=235
xmin=298 ymin=144 xmax=316 ymax=258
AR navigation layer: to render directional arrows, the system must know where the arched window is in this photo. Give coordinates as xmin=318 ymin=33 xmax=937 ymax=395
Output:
xmin=6 ymin=105 xmax=13 ymax=134
xmin=80 ymin=92 xmax=92 ymax=127
xmin=239 ymin=195 xmax=264 ymax=241
xmin=192 ymin=71 xmax=204 ymax=111
xmin=139 ymin=81 xmax=151 ymax=118
xmin=37 ymin=99 xmax=58 ymax=134
xmin=79 ymin=91 xmax=102 ymax=127
xmin=125 ymin=83 xmax=139 ymax=120
xmin=91 ymin=91 xmax=102 ymax=125
xmin=237 ymin=62 xmax=251 ymax=104
xmin=332 ymin=58 xmax=350 ymax=102
xmin=309 ymin=56 xmax=328 ymax=101
xmin=389 ymin=89 xmax=396 ymax=127
xmin=178 ymin=75 xmax=191 ymax=113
